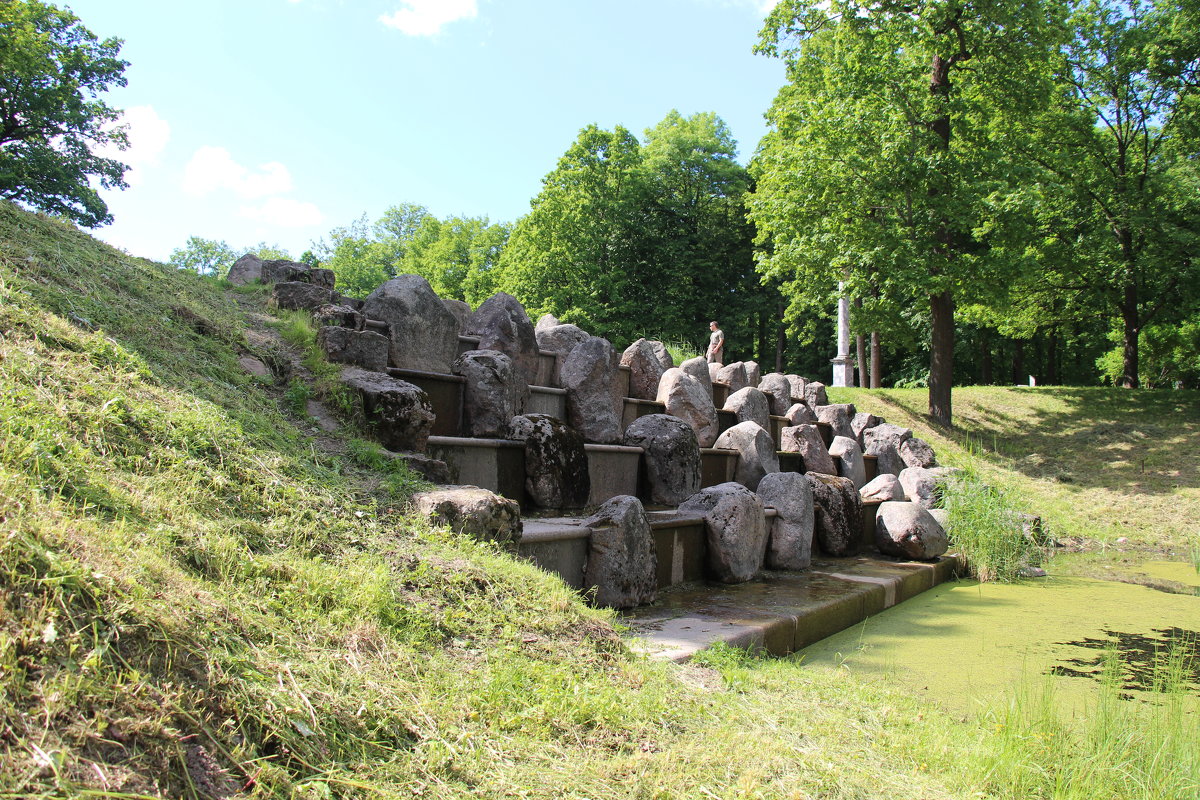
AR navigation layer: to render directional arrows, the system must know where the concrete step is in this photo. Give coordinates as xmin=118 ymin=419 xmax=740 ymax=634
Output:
xmin=623 ymin=554 xmax=960 ymax=662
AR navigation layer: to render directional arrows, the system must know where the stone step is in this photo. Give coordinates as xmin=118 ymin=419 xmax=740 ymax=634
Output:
xmin=387 ymin=367 xmax=464 ymax=436
xmin=623 ymin=554 xmax=960 ymax=662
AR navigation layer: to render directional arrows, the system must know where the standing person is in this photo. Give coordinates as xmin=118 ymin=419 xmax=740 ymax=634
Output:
xmin=706 ymin=321 xmax=724 ymax=365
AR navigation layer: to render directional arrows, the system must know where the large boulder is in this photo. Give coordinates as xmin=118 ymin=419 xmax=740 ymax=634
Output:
xmin=508 ymin=414 xmax=590 ymax=509
xmin=362 ymin=275 xmax=459 ymax=374
xmin=899 ymin=466 xmax=942 ymax=509
xmin=314 ymin=303 xmax=364 ymax=331
xmin=680 ymin=483 xmax=769 ymax=583
xmin=815 ymin=404 xmax=856 ymax=442
xmin=742 ymin=361 xmax=762 ymax=387
xmin=828 ymin=435 xmax=867 ymax=488
xmin=454 ymin=350 xmax=529 ymax=438
xmin=716 ymin=362 xmax=749 ymax=393
xmin=680 ymin=356 xmax=714 ymax=398
xmin=621 ymin=338 xmax=670 ymax=401
xmin=623 ymin=414 xmax=701 ymax=505
xmin=723 ymin=387 xmax=771 ymax=432
xmin=582 ymin=496 xmax=658 ymax=608
xmin=804 ymin=381 xmax=828 ymax=410
xmin=534 ymin=321 xmax=590 ymax=357
xmin=226 ymin=253 xmax=264 ymax=285
xmin=560 ymin=336 xmax=622 ymax=444
xmin=806 ymin=473 xmax=862 ymax=557
xmin=757 ymin=471 xmax=815 ymax=570
xmin=341 ymin=367 xmax=434 ymax=452
xmin=781 ymin=424 xmax=836 ymax=475
xmin=316 ymin=326 xmax=389 ymax=372
xmin=875 ymin=501 xmax=949 ymax=561
xmin=656 ymin=368 xmax=718 ymax=447
xmin=713 ymin=421 xmax=780 ymax=492
xmin=272 ymin=281 xmax=333 ymax=311
xmin=860 ymin=473 xmax=905 ymax=502
xmin=463 ymin=292 xmax=539 ymax=386
xmin=783 ymin=402 xmax=817 ymax=426
xmin=757 ymin=373 xmax=793 ymax=416
xmin=412 ymin=486 xmax=522 ymax=544
xmin=785 ymin=375 xmax=808 ymax=405
xmin=863 ymin=423 xmax=913 ymax=477
xmin=851 ymin=412 xmax=884 ymax=445
xmin=442 ymin=298 xmax=472 ymax=333
xmin=263 ymin=259 xmax=321 ymax=285
xmin=900 ymin=437 xmax=939 ymax=469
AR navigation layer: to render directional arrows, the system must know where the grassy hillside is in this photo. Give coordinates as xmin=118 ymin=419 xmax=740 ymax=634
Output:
xmin=1 ymin=202 xmax=1194 ymax=799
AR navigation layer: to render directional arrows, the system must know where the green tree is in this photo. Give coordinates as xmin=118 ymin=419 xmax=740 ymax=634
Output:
xmin=750 ymin=0 xmax=1066 ymax=426
xmin=313 ymin=214 xmax=392 ymax=298
xmin=0 ymin=0 xmax=129 ymax=226
xmin=406 ymin=214 xmax=510 ymax=305
xmin=169 ymin=236 xmax=236 ymax=277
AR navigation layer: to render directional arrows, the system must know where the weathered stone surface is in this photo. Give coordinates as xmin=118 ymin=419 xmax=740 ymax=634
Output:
xmin=332 ymin=293 xmax=364 ymax=311
xmin=341 ymin=367 xmax=434 ymax=452
xmin=927 ymin=507 xmax=950 ymax=530
xmin=899 ymin=466 xmax=942 ymax=509
xmin=508 ymin=414 xmax=590 ymax=509
xmin=464 ymin=292 xmax=540 ymax=385
xmin=723 ymin=387 xmax=771 ymax=432
xmin=582 ymin=496 xmax=657 ymax=608
xmin=680 ymin=356 xmax=714 ymax=398
xmin=308 ymin=268 xmax=336 ymax=290
xmin=535 ymin=313 xmax=560 ymax=330
xmin=900 ymin=436 xmax=939 ymax=469
xmin=388 ymin=450 xmax=452 ymax=484
xmin=227 ymin=254 xmax=264 ymax=285
xmin=454 ymin=350 xmax=529 ymax=438
xmin=314 ymin=303 xmax=363 ymax=330
xmin=238 ymin=356 xmax=271 ymax=379
xmin=716 ymin=362 xmax=749 ymax=393
xmin=413 ymin=485 xmax=522 ymax=543
xmin=443 ymin=298 xmax=472 ymax=333
xmin=863 ymin=423 xmax=913 ymax=476
xmin=623 ymin=414 xmax=701 ymax=505
xmin=783 ymin=402 xmax=817 ymax=426
xmin=785 ymin=375 xmax=808 ymax=405
xmin=362 ymin=275 xmax=459 ymax=373
xmin=317 ymin=326 xmax=390 ymax=372
xmin=743 ymin=361 xmax=762 ymax=387
xmin=875 ymin=501 xmax=949 ymax=560
xmin=757 ymin=373 xmax=793 ymax=416
xmin=261 ymin=259 xmax=313 ymax=284
xmin=781 ymin=424 xmax=836 ymax=475
xmin=757 ymin=471 xmax=815 ymax=570
xmin=649 ymin=340 xmax=674 ymax=370
xmin=272 ymin=281 xmax=333 ymax=311
xmin=828 ymin=435 xmax=867 ymax=488
xmin=714 ymin=421 xmax=780 ymax=492
xmin=708 ymin=363 xmax=721 ymax=383
xmin=534 ymin=319 xmax=590 ymax=356
xmin=621 ymin=338 xmax=669 ymax=401
xmin=804 ymin=381 xmax=828 ymax=410
xmin=851 ymin=412 xmax=884 ymax=445
xmin=807 ymin=473 xmax=862 ymax=557
xmin=860 ymin=473 xmax=905 ymax=502
xmin=560 ymin=336 xmax=622 ymax=444
xmin=679 ymin=483 xmax=768 ymax=583
xmin=656 ymin=368 xmax=718 ymax=447
xmin=816 ymin=404 xmax=856 ymax=442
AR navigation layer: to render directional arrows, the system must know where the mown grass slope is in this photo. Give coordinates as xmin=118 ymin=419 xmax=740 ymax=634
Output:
xmin=1 ymin=201 xmax=1195 ymax=799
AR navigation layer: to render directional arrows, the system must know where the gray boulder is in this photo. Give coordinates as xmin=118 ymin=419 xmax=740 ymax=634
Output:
xmin=316 ymin=326 xmax=389 ymax=372
xmin=851 ymin=412 xmax=884 ymax=445
xmin=454 ymin=350 xmax=529 ymax=438
xmin=783 ymin=402 xmax=818 ymax=426
xmin=899 ymin=466 xmax=942 ymax=509
xmin=785 ymin=374 xmax=808 ymax=405
xmin=781 ymin=424 xmax=836 ymax=476
xmin=860 ymin=473 xmax=905 ymax=502
xmin=757 ymin=471 xmax=815 ymax=570
xmin=900 ymin=436 xmax=939 ymax=469
xmin=621 ymin=338 xmax=669 ymax=401
xmin=723 ymin=386 xmax=771 ymax=432
xmin=314 ymin=303 xmax=363 ymax=330
xmin=362 ymin=275 xmax=459 ymax=373
xmin=534 ymin=321 xmax=590 ymax=357
xmin=757 ymin=373 xmax=793 ymax=416
xmin=716 ymin=362 xmax=749 ymax=393
xmin=227 ymin=253 xmax=264 ymax=285
xmin=535 ymin=313 xmax=561 ymax=330
xmin=623 ymin=414 xmax=701 ymax=505
xmin=863 ymin=423 xmax=913 ymax=476
xmin=656 ymin=368 xmax=718 ymax=447
xmin=828 ymin=435 xmax=867 ymax=488
xmin=875 ymin=501 xmax=949 ymax=560
xmin=272 ymin=281 xmax=333 ymax=311
xmin=680 ymin=482 xmax=768 ymax=583
xmin=743 ymin=361 xmax=762 ymax=387
xmin=804 ymin=381 xmax=828 ymax=409
xmin=927 ymin=507 xmax=950 ymax=530
xmin=680 ymin=356 xmax=714 ymax=398
xmin=307 ymin=268 xmax=336 ymax=290
xmin=413 ymin=485 xmax=522 ymax=544
xmin=508 ymin=414 xmax=590 ymax=509
xmin=560 ymin=336 xmax=622 ymax=444
xmin=442 ymin=298 xmax=472 ymax=333
xmin=708 ymin=363 xmax=721 ymax=383
xmin=341 ymin=367 xmax=434 ymax=452
xmin=713 ymin=421 xmax=780 ymax=492
xmin=807 ymin=472 xmax=862 ymax=557
xmin=464 ymin=292 xmax=539 ymax=385
xmin=582 ymin=496 xmax=658 ymax=608
xmin=816 ymin=404 xmax=855 ymax=441
xmin=263 ymin=259 xmax=318 ymax=285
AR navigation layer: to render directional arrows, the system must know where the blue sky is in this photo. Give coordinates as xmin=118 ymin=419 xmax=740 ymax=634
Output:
xmin=69 ymin=0 xmax=786 ymax=261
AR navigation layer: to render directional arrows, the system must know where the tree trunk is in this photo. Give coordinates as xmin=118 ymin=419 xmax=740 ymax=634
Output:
xmin=1047 ymin=327 xmax=1059 ymax=385
xmin=1012 ymin=339 xmax=1025 ymax=385
xmin=775 ymin=300 xmax=786 ymax=373
xmin=870 ymin=332 xmax=881 ymax=388
xmin=1120 ymin=282 xmax=1140 ymax=388
xmin=757 ymin=308 xmax=769 ymax=364
xmin=981 ymin=329 xmax=993 ymax=385
xmin=928 ymin=291 xmax=954 ymax=427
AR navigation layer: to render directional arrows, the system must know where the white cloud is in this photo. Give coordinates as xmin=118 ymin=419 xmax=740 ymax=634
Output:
xmin=182 ymin=146 xmax=293 ymax=198
xmin=95 ymin=105 xmax=171 ymax=186
xmin=239 ymin=197 xmax=324 ymax=228
xmin=380 ymin=0 xmax=477 ymax=36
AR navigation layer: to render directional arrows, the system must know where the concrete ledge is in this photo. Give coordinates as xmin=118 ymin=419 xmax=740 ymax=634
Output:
xmin=426 ymin=436 xmax=526 ymax=503
xmin=388 ymin=368 xmax=464 ymax=436
xmin=528 ymin=385 xmax=567 ymax=419
xmin=516 ymin=520 xmax=590 ymax=589
xmin=700 ymin=448 xmax=738 ymax=487
xmin=584 ymin=443 xmax=642 ymax=506
xmin=621 ymin=397 xmax=667 ymax=432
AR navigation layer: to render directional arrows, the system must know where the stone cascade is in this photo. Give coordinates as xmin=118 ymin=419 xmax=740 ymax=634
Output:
xmin=244 ymin=261 xmax=959 ymax=643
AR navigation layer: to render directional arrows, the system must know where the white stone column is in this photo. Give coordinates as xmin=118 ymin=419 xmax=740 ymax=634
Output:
xmin=830 ymin=282 xmax=854 ymax=387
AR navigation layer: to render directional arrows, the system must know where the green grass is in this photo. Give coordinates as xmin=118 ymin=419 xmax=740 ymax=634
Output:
xmin=939 ymin=469 xmax=1046 ymax=581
